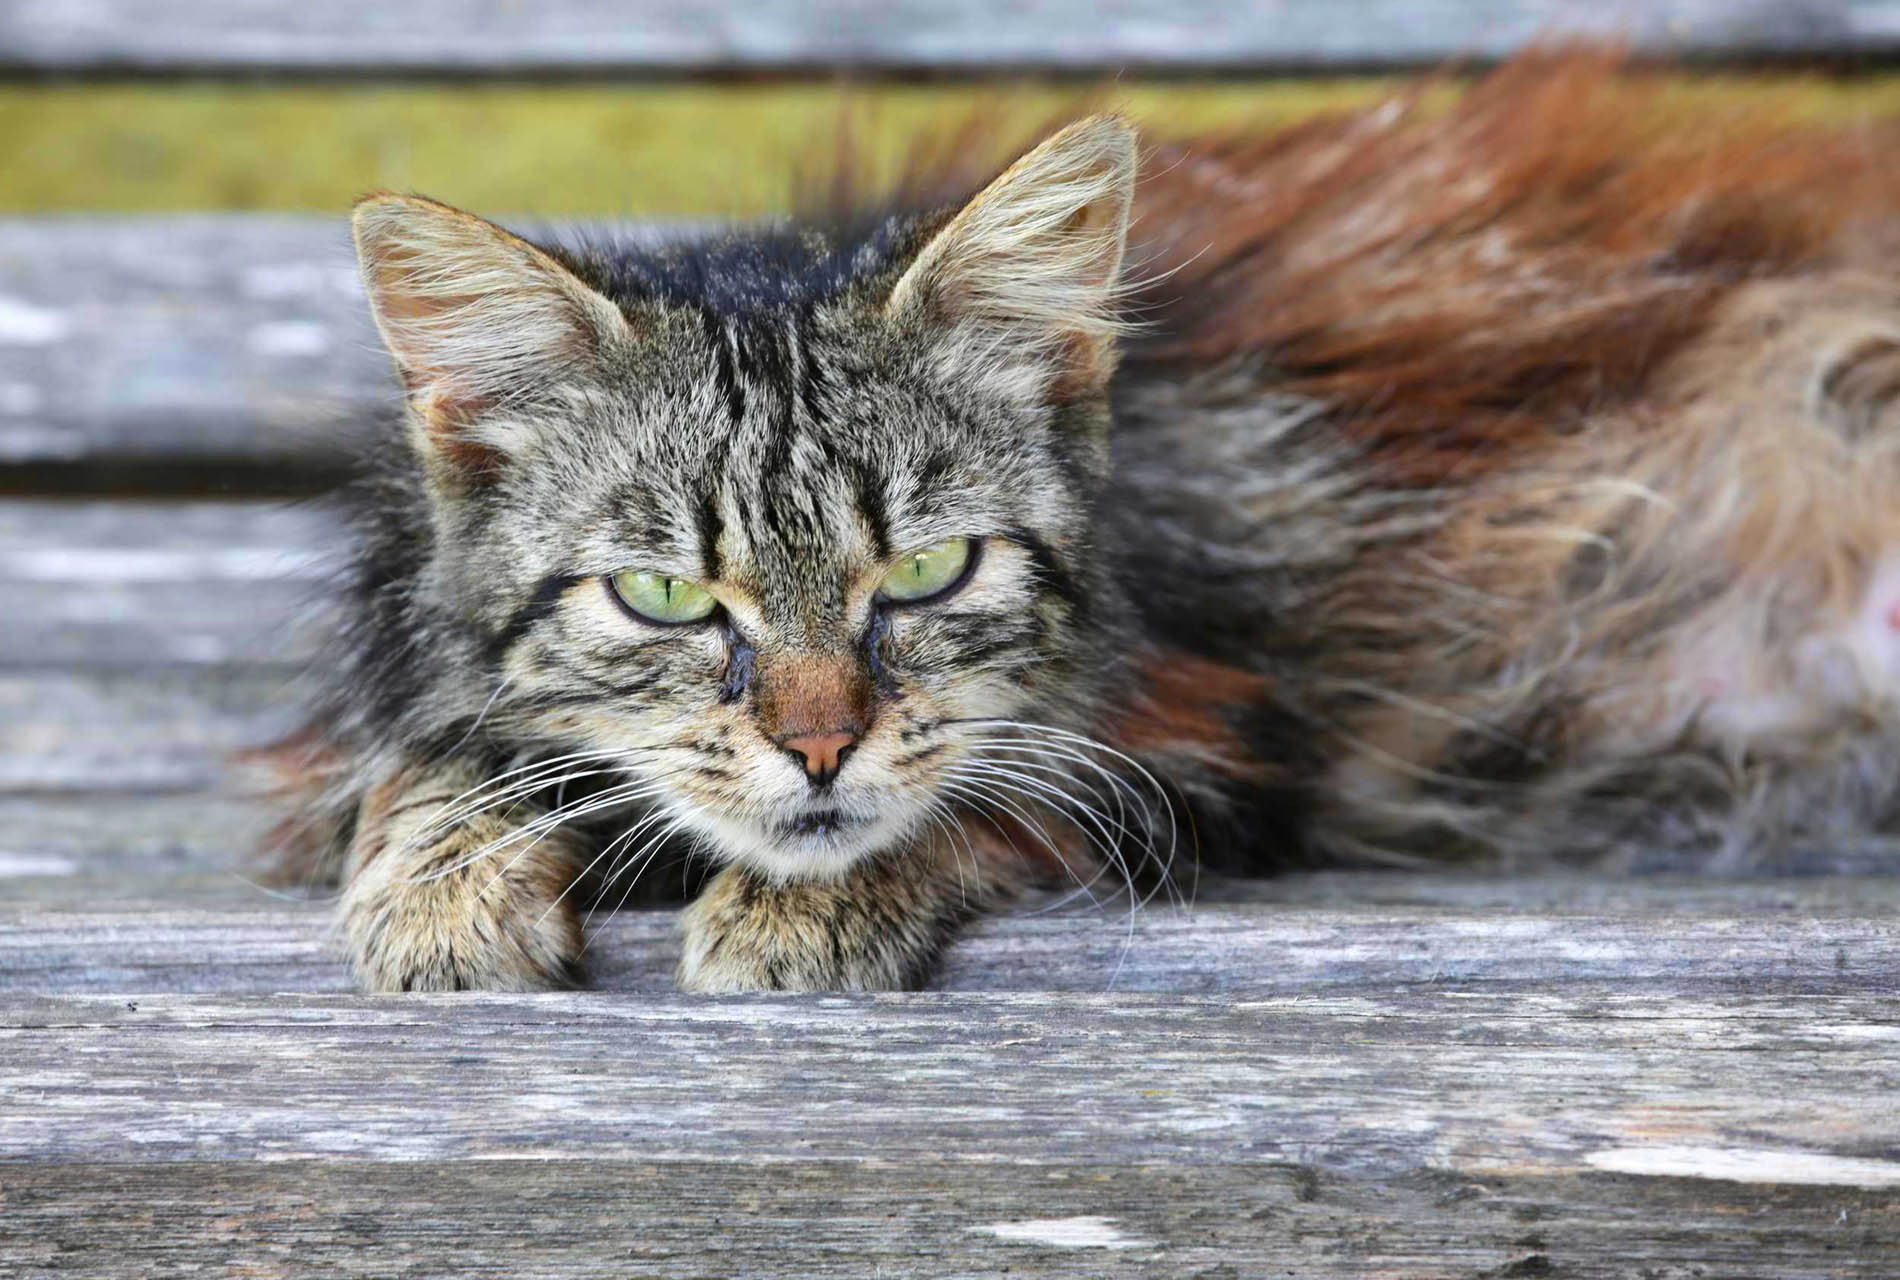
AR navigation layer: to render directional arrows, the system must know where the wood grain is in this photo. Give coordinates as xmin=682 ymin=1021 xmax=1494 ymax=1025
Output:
xmin=0 ymin=500 xmax=320 ymax=798
xmin=3 ymin=985 xmax=1896 ymax=1175
xmin=5 ymin=878 xmax=1897 ymax=1272
xmin=0 ymin=217 xmax=378 ymax=468
xmin=0 ymin=0 xmax=1884 ymax=74
xmin=0 ymin=793 xmax=281 ymax=903
xmin=0 ymin=666 xmax=299 ymax=791
xmin=1 ymin=1156 xmax=1888 ymax=1278
xmin=7 ymin=877 xmax=1900 ymax=994
xmin=1 ymin=980 xmax=1896 ymax=1276
xmin=0 ymin=499 xmax=340 ymax=666
xmin=0 ymin=217 xmax=677 ymax=471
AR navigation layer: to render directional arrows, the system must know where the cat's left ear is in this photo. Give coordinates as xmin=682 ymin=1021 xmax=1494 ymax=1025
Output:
xmin=351 ymin=194 xmax=633 ymax=487
xmin=886 ymin=115 xmax=1137 ymax=401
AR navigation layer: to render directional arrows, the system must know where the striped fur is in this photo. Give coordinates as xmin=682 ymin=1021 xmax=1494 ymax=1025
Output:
xmin=286 ymin=54 xmax=1900 ymax=991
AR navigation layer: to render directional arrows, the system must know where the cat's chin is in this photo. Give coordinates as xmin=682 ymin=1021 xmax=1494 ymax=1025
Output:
xmin=685 ymin=803 xmax=925 ymax=882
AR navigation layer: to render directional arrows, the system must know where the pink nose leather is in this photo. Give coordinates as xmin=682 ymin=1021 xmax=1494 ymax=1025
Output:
xmin=781 ymin=731 xmax=858 ymax=783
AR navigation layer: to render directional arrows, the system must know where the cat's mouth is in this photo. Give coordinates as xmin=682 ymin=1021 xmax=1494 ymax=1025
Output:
xmin=684 ymin=790 xmax=932 ymax=879
xmin=779 ymin=807 xmax=857 ymax=839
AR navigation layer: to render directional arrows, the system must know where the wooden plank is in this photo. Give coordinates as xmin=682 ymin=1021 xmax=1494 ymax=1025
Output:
xmin=0 ymin=499 xmax=340 ymax=666
xmin=0 ymin=986 xmax=1895 ymax=1276
xmin=0 ymin=217 xmax=680 ymax=471
xmin=6 ymin=878 xmax=1899 ymax=994
xmin=0 ymin=500 xmax=321 ymax=831
xmin=0 ymin=500 xmax=317 ymax=788
xmin=0 ymin=216 xmax=383 ymax=469
xmin=0 ymin=666 xmax=298 ymax=791
xmin=4 ymin=988 xmax=1895 ymax=1169
xmin=0 ymin=794 xmax=279 ymax=899
xmin=4 ymin=1157 xmax=1890 ymax=1278
xmin=0 ymin=1 xmax=1888 ymax=75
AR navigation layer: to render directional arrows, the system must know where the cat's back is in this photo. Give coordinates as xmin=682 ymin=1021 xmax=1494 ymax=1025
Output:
xmin=1101 ymin=52 xmax=1900 ymax=868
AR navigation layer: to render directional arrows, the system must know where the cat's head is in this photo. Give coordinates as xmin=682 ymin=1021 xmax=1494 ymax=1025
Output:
xmin=351 ymin=117 xmax=1139 ymax=879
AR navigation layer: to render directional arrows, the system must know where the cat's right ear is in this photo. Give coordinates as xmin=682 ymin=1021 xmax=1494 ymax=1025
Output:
xmin=884 ymin=115 xmax=1137 ymax=404
xmin=351 ymin=194 xmax=631 ymax=487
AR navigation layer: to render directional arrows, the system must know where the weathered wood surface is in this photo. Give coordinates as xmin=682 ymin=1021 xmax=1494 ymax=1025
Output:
xmin=10 ymin=874 xmax=1900 ymax=993
xmin=5 ymin=873 xmax=1899 ymax=1274
xmin=4 ymin=1156 xmax=1895 ymax=1279
xmin=2 ymin=975 xmax=1898 ymax=1275
xmin=0 ymin=0 xmax=1889 ymax=74
xmin=0 ymin=217 xmax=693 ymax=471
xmin=10 ymin=985 xmax=1897 ymax=1165
xmin=0 ymin=499 xmax=338 ymax=665
xmin=0 ymin=794 xmax=274 ymax=895
xmin=0 ymin=667 xmax=301 ymax=791
xmin=0 ymin=501 xmax=318 ymax=816
xmin=0 ymin=217 xmax=379 ymax=468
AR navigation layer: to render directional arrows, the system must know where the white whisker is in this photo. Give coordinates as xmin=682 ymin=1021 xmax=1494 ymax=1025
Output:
xmin=393 ymin=748 xmax=633 ymax=856
xmin=937 ymin=776 xmax=1123 ymax=914
xmin=414 ymin=766 xmax=693 ymax=884
xmin=579 ymin=814 xmax=694 ymax=951
xmin=536 ymin=804 xmax=675 ymax=927
xmin=957 ymin=719 xmax=1183 ymax=906
xmin=452 ymin=780 xmax=671 ymax=892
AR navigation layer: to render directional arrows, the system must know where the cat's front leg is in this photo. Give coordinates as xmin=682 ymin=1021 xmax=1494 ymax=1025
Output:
xmin=677 ymin=832 xmax=1017 ymax=993
xmin=339 ymin=759 xmax=587 ymax=992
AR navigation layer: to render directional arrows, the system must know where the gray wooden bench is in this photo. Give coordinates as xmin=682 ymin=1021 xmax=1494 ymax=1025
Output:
xmin=4 ymin=6 xmax=1899 ymax=1276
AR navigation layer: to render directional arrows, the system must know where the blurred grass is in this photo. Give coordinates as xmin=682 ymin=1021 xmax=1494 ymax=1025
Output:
xmin=6 ymin=76 xmax=1900 ymax=216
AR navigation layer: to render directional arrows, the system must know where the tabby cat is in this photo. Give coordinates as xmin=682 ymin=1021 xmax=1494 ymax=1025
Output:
xmin=284 ymin=52 xmax=1900 ymax=992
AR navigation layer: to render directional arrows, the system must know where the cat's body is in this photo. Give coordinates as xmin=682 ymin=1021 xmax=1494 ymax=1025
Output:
xmin=281 ymin=53 xmax=1900 ymax=991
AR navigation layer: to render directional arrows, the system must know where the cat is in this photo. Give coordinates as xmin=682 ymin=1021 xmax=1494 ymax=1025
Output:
xmin=277 ymin=50 xmax=1900 ymax=992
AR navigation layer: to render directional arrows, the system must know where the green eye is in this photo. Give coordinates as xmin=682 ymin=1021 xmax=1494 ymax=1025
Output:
xmin=609 ymin=571 xmax=718 ymax=624
xmin=878 ymin=537 xmax=974 ymax=603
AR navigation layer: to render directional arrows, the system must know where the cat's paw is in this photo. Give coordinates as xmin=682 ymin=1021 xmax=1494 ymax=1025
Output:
xmin=340 ymin=827 xmax=585 ymax=993
xmin=678 ymin=862 xmax=960 ymax=993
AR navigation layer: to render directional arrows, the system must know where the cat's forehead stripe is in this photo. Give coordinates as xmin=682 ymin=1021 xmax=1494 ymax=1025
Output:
xmin=702 ymin=308 xmax=884 ymax=594
xmin=701 ymin=308 xmax=747 ymax=427
xmin=694 ymin=488 xmax=724 ymax=583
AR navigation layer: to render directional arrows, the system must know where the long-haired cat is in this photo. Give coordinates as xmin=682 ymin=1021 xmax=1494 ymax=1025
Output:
xmin=279 ymin=51 xmax=1900 ymax=991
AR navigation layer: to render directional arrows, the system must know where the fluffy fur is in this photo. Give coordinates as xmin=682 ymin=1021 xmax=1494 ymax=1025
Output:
xmin=277 ymin=52 xmax=1900 ymax=992
xmin=1105 ymin=52 xmax=1900 ymax=871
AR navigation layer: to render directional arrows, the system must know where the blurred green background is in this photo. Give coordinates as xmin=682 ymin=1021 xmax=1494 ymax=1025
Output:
xmin=10 ymin=75 xmax=1900 ymax=217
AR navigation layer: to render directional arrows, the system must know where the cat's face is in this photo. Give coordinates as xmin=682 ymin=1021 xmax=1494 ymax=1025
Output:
xmin=443 ymin=307 xmax=1101 ymax=877
xmin=353 ymin=118 xmax=1137 ymax=878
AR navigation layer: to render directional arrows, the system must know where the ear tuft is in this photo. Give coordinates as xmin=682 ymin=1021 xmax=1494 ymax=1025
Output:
xmin=351 ymin=194 xmax=630 ymax=481
xmin=887 ymin=116 xmax=1139 ymax=398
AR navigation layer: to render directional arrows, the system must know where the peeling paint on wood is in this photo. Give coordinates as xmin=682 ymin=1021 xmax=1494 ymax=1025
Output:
xmin=1584 ymin=1145 xmax=1900 ymax=1187
xmin=977 ymin=1216 xmax=1153 ymax=1248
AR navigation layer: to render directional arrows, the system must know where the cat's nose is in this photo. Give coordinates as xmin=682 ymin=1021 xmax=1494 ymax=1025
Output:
xmin=779 ymin=731 xmax=858 ymax=786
